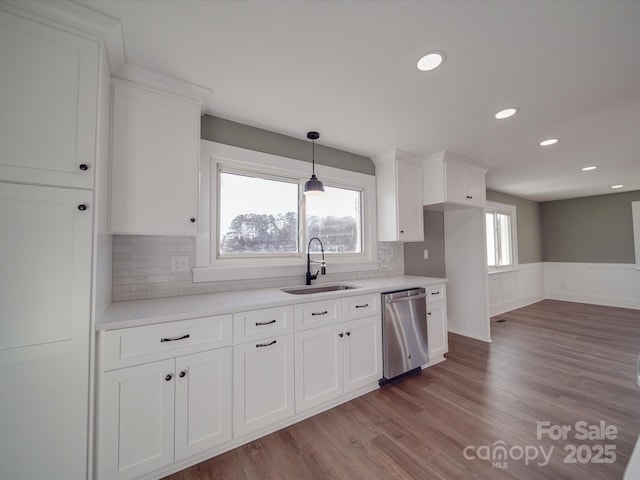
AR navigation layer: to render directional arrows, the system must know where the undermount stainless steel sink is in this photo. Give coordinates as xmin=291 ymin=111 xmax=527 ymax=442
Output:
xmin=281 ymin=284 xmax=359 ymax=295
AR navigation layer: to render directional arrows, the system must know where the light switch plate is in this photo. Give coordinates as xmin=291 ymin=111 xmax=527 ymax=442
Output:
xmin=423 ymin=250 xmax=429 ymax=260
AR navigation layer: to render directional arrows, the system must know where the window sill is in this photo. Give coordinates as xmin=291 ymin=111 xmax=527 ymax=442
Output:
xmin=488 ymin=266 xmax=519 ymax=275
xmin=192 ymin=260 xmax=380 ymax=283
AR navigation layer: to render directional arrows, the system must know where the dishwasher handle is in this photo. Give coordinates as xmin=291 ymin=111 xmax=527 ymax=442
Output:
xmin=386 ymin=293 xmax=429 ymax=304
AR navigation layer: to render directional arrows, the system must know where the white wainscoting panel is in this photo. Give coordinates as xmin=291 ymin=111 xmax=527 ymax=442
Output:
xmin=544 ymin=263 xmax=640 ymax=310
xmin=488 ymin=263 xmax=545 ymax=317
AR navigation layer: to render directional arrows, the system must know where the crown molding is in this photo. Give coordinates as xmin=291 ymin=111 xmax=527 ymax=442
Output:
xmin=0 ymin=0 xmax=125 ymax=73
xmin=113 ymin=64 xmax=213 ymax=115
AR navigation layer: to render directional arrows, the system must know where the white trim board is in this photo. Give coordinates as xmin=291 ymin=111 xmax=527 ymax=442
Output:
xmin=543 ymin=262 xmax=640 ymax=310
xmin=488 ymin=263 xmax=545 ymax=317
xmin=488 ymin=262 xmax=640 ymax=315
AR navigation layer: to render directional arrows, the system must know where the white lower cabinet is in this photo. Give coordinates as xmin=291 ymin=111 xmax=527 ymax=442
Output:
xmin=343 ymin=316 xmax=382 ymax=392
xmin=426 ymin=284 xmax=449 ymax=363
xmin=427 ymin=301 xmax=448 ymax=361
xmin=295 ymin=324 xmax=343 ymax=411
xmin=98 ymin=347 xmax=232 ymax=480
xmin=295 ymin=315 xmax=381 ymax=412
xmin=101 ymin=359 xmax=175 ymax=480
xmin=174 ymin=349 xmax=233 ymax=460
xmin=233 ymin=333 xmax=295 ymax=437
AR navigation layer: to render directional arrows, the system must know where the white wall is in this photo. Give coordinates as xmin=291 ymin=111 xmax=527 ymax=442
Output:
xmin=488 ymin=263 xmax=544 ymax=317
xmin=544 ymin=263 xmax=640 ymax=310
xmin=488 ymin=262 xmax=640 ymax=315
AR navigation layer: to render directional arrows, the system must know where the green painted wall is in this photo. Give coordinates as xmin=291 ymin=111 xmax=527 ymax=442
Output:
xmin=403 ymin=209 xmax=446 ymax=277
xmin=201 ymin=115 xmax=375 ymax=175
xmin=540 ymin=190 xmax=640 ymax=263
xmin=486 ymin=190 xmax=543 ymax=264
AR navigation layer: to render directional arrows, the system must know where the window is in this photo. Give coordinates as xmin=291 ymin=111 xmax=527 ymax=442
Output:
xmin=486 ymin=202 xmax=517 ymax=272
xmin=217 ymin=170 xmax=363 ymax=257
xmin=306 ymin=185 xmax=362 ymax=254
xmin=194 ymin=141 xmax=377 ymax=282
xmin=218 ymin=171 xmax=299 ymax=256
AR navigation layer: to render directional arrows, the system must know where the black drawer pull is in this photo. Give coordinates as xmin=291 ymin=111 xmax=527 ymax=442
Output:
xmin=256 ymin=340 xmax=277 ymax=348
xmin=431 ymin=291 xmax=440 ymax=295
xmin=355 ymin=304 xmax=369 ymax=309
xmin=160 ymin=334 xmax=190 ymax=343
xmin=256 ymin=319 xmax=277 ymax=326
xmin=311 ymin=310 xmax=328 ymax=316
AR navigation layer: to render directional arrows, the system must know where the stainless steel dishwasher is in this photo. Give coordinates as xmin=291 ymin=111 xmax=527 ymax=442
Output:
xmin=381 ymin=288 xmax=429 ymax=382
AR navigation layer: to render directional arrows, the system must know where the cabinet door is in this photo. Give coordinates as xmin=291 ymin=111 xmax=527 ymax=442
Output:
xmin=396 ymin=159 xmax=424 ymax=241
xmin=0 ymin=183 xmax=92 ymax=480
xmin=343 ymin=316 xmax=382 ymax=393
xmin=0 ymin=11 xmax=98 ymax=188
xmin=427 ymin=301 xmax=448 ymax=361
xmin=444 ymin=161 xmax=467 ymax=203
xmin=175 ymin=347 xmax=232 ymax=461
xmin=99 ymin=359 xmax=175 ymax=480
xmin=111 ymin=80 xmax=199 ymax=235
xmin=464 ymin=168 xmax=487 ymax=206
xmin=233 ymin=334 xmax=295 ymax=437
xmin=295 ymin=324 xmax=343 ymax=412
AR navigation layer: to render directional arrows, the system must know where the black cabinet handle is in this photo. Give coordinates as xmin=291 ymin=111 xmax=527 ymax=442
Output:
xmin=431 ymin=291 xmax=440 ymax=295
xmin=165 ymin=374 xmax=173 ymax=381
xmin=355 ymin=304 xmax=369 ymax=309
xmin=466 ymin=195 xmax=473 ymax=199
xmin=179 ymin=371 xmax=187 ymax=378
xmin=346 ymin=331 xmax=351 ymax=336
xmin=427 ymin=312 xmax=432 ymax=316
xmin=256 ymin=340 xmax=277 ymax=348
xmin=77 ymin=204 xmax=88 ymax=211
xmin=311 ymin=311 xmax=328 ymax=316
xmin=256 ymin=319 xmax=276 ymax=326
xmin=79 ymin=163 xmax=89 ymax=171
xmin=190 ymin=217 xmax=196 ymax=223
xmin=400 ymin=230 xmax=404 ymax=234
xmin=160 ymin=334 xmax=190 ymax=343
xmin=338 ymin=333 xmax=344 ymax=338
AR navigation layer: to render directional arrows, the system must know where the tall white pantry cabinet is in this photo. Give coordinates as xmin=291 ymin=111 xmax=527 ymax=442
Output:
xmin=0 ymin=2 xmax=113 ymax=479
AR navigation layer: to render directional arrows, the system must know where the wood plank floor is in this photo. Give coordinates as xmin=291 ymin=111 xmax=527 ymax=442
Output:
xmin=163 ymin=300 xmax=640 ymax=479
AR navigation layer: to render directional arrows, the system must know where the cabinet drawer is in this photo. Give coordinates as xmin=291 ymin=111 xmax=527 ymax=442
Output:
xmin=102 ymin=315 xmax=232 ymax=371
xmin=234 ymin=305 xmax=294 ymax=344
xmin=425 ymin=284 xmax=446 ymax=302
xmin=343 ymin=293 xmax=380 ymax=321
xmin=294 ymin=299 xmax=342 ymax=331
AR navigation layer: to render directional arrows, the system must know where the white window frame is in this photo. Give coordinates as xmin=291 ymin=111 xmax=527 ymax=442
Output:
xmin=633 ymin=201 xmax=640 ymax=270
xmin=194 ymin=140 xmax=378 ymax=282
xmin=485 ymin=201 xmax=518 ymax=274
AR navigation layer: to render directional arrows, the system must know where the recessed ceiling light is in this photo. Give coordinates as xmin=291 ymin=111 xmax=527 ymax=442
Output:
xmin=611 ymin=184 xmax=624 ymax=189
xmin=495 ymin=108 xmax=518 ymax=120
xmin=416 ymin=51 xmax=446 ymax=71
xmin=581 ymin=166 xmax=597 ymax=171
xmin=539 ymin=138 xmax=559 ymax=146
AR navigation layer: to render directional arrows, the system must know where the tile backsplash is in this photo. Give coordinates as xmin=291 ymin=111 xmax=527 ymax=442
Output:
xmin=112 ymin=235 xmax=404 ymax=302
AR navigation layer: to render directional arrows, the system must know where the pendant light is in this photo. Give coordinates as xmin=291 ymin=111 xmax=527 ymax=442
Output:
xmin=303 ymin=131 xmax=325 ymax=195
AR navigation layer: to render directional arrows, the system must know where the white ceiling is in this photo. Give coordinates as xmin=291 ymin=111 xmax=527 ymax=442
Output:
xmin=78 ymin=0 xmax=640 ymax=202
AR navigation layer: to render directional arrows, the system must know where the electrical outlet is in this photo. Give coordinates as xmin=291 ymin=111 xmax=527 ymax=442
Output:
xmin=171 ymin=256 xmax=190 ymax=273
xmin=423 ymin=250 xmax=429 ymax=260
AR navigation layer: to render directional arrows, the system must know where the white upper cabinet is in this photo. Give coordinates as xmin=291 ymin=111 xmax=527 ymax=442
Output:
xmin=423 ymin=151 xmax=487 ymax=208
xmin=0 ymin=10 xmax=98 ymax=189
xmin=374 ymin=149 xmax=424 ymax=242
xmin=111 ymin=79 xmax=200 ymax=235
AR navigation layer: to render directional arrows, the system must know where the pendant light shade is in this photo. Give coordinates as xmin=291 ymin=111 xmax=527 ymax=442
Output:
xmin=303 ymin=131 xmax=324 ymax=195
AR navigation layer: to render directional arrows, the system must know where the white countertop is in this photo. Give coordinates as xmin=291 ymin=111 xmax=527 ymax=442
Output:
xmin=98 ymin=275 xmax=446 ymax=330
